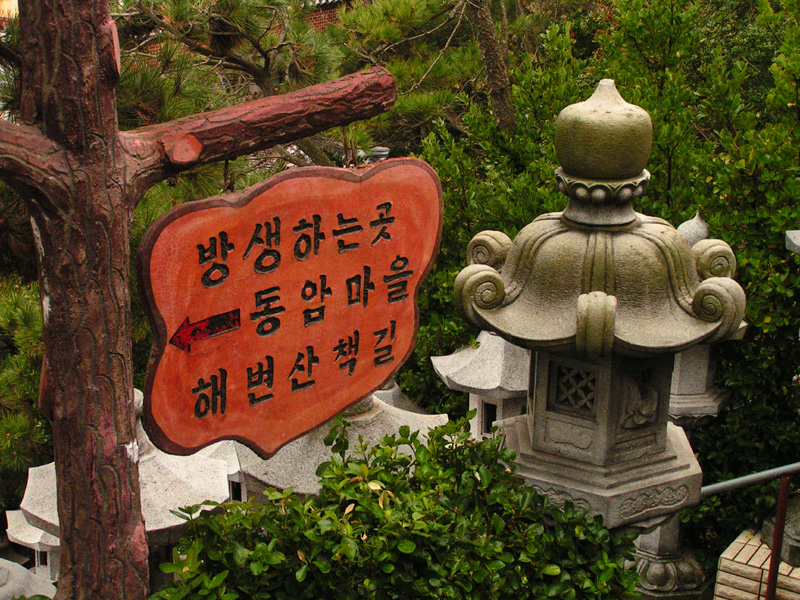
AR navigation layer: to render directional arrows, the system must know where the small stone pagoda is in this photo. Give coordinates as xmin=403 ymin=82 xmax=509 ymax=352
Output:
xmin=454 ymin=80 xmax=746 ymax=529
xmin=431 ymin=330 xmax=529 ymax=439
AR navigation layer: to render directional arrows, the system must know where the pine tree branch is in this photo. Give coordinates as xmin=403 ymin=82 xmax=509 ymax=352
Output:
xmin=404 ymin=1 xmax=467 ymax=95
xmin=0 ymin=119 xmax=71 ymax=200
xmin=343 ymin=42 xmax=381 ymax=67
xmin=294 ymin=137 xmax=334 ymax=167
xmin=273 ymin=144 xmax=311 ymax=167
xmin=127 ymin=31 xmax=162 ymax=54
xmin=136 ymin=3 xmax=265 ymax=80
xmin=381 ymin=2 xmax=463 ymax=55
xmin=207 ymin=13 xmax=279 ymax=68
xmin=121 ymin=67 xmax=396 ymax=201
xmin=259 ymin=12 xmax=279 ymax=48
xmin=232 ymin=18 xmax=275 ymax=65
xmin=338 ymin=2 xmax=459 ymax=65
xmin=0 ymin=39 xmax=20 ymax=68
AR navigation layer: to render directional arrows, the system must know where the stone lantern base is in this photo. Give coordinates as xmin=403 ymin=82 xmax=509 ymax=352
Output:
xmin=498 ymin=416 xmax=702 ymax=529
xmin=629 ymin=513 xmax=713 ymax=600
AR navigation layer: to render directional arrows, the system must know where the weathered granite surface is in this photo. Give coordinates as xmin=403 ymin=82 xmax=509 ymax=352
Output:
xmin=762 ymin=496 xmax=800 ymax=567
xmin=19 ymin=390 xmax=230 ymax=546
xmin=499 ymin=416 xmax=702 ymax=528
xmin=372 ymin=378 xmax=427 ymax=414
xmin=454 ymin=81 xmax=745 ymax=534
xmin=629 ymin=513 xmax=712 ymax=600
xmin=431 ymin=331 xmax=529 ymax=399
xmin=5 ymin=511 xmax=58 ymax=550
xmin=0 ymin=558 xmax=55 ymax=600
xmin=677 ymin=212 xmax=709 ymax=247
xmin=432 ymin=330 xmax=529 ymax=437
xmin=455 ymin=81 xmax=746 ymax=357
xmin=786 ymin=230 xmax=800 ymax=254
xmin=238 ymin=397 xmax=447 ymax=497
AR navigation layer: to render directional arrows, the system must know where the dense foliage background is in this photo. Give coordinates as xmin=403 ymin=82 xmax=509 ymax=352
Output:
xmin=0 ymin=0 xmax=798 ymax=578
xmin=396 ymin=0 xmax=800 ymax=566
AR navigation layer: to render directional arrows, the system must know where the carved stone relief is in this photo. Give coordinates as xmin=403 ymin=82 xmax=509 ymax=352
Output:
xmin=620 ymin=486 xmax=689 ymax=519
xmin=531 ymin=485 xmax=592 ymax=512
xmin=545 ymin=420 xmax=593 ymax=450
xmin=615 ymin=435 xmax=656 ymax=452
xmin=630 ymin=549 xmax=706 ymax=596
xmin=619 ymin=370 xmax=659 ymax=429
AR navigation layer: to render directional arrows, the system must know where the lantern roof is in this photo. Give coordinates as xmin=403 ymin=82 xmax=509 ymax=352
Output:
xmin=431 ymin=331 xmax=529 ymax=399
xmin=454 ymin=80 xmax=745 ymax=358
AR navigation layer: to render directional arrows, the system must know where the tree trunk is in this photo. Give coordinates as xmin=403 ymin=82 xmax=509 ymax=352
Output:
xmin=466 ymin=0 xmax=516 ymax=134
xmin=32 ymin=186 xmax=148 ymax=600
xmin=1 ymin=2 xmax=396 ymax=598
xmin=17 ymin=3 xmax=149 ymax=599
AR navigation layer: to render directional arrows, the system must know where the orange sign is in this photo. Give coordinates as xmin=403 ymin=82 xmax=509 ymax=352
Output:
xmin=138 ymin=159 xmax=442 ymax=457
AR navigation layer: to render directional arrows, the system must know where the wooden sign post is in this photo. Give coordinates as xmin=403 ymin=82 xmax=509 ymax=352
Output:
xmin=139 ymin=159 xmax=442 ymax=457
xmin=2 ymin=0 xmax=398 ymax=591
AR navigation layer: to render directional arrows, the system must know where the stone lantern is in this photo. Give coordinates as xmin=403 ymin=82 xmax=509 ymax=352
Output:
xmin=431 ymin=330 xmax=529 ymax=439
xmin=11 ymin=390 xmax=231 ymax=587
xmin=668 ymin=213 xmax=748 ymax=436
xmin=453 ymin=80 xmax=746 ymax=529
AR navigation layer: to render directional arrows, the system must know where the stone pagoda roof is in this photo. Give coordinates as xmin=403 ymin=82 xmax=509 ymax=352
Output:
xmin=455 ymin=80 xmax=746 ymax=359
xmin=430 ymin=330 xmax=529 ymax=398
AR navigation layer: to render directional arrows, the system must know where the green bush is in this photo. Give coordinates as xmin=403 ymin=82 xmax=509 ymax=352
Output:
xmin=151 ymin=419 xmax=638 ymax=600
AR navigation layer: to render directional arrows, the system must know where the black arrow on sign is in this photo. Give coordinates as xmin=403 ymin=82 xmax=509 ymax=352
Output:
xmin=169 ymin=308 xmax=241 ymax=352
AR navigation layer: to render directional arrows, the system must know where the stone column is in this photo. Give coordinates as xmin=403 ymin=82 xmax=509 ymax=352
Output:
xmin=631 ymin=514 xmax=711 ymax=599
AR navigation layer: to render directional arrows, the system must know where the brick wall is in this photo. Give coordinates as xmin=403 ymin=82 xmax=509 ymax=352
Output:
xmin=308 ymin=3 xmax=344 ymax=31
xmin=714 ymin=529 xmax=800 ymax=600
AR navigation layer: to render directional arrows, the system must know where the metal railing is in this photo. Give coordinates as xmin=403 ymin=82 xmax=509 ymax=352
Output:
xmin=701 ymin=462 xmax=800 ymax=600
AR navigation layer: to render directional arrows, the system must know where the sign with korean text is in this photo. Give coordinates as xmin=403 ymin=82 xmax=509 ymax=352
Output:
xmin=138 ymin=159 xmax=442 ymax=457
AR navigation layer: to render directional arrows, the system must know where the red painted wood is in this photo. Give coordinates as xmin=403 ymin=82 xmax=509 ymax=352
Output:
xmin=4 ymin=4 xmax=396 ymax=592
xmin=139 ymin=158 xmax=442 ymax=458
xmin=169 ymin=309 xmax=242 ymax=352
xmin=765 ymin=476 xmax=793 ymax=600
xmin=122 ymin=67 xmax=397 ymax=195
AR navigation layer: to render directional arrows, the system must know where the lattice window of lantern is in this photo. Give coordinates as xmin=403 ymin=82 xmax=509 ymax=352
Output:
xmin=548 ymin=362 xmax=597 ymax=419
